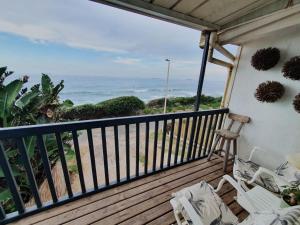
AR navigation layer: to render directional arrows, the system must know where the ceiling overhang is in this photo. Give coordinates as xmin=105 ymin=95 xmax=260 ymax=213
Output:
xmin=91 ymin=0 xmax=300 ymax=44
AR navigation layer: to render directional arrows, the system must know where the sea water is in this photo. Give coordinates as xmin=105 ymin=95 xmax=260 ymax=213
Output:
xmin=25 ymin=75 xmax=225 ymax=105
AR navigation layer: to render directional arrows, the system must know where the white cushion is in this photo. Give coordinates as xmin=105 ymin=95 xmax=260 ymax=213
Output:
xmin=172 ymin=181 xmax=238 ymax=225
xmin=251 ymin=206 xmax=300 ymax=225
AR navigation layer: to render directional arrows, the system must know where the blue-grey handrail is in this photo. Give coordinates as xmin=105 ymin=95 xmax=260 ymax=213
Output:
xmin=0 ymin=109 xmax=228 ymax=138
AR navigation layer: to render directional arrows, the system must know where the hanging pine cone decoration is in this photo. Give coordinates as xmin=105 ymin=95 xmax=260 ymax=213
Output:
xmin=251 ymin=47 xmax=280 ymax=71
xmin=293 ymin=93 xmax=300 ymax=113
xmin=282 ymin=56 xmax=300 ymax=80
xmin=255 ymin=81 xmax=284 ymax=103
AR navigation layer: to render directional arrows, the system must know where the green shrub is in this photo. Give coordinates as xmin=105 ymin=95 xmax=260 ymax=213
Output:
xmin=146 ymin=98 xmax=166 ymax=108
xmin=61 ymin=96 xmax=145 ymax=120
xmin=97 ymin=96 xmax=145 ymax=117
xmin=146 ymin=95 xmax=221 ymax=109
xmin=60 ymin=104 xmax=105 ymax=120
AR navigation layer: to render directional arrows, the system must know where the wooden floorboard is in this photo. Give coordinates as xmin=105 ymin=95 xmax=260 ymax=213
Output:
xmin=10 ymin=158 xmax=247 ymax=225
xmin=13 ymin=157 xmax=220 ymax=225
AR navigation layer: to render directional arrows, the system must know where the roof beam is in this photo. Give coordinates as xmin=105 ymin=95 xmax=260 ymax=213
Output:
xmin=218 ymin=4 xmax=300 ymax=44
xmin=91 ymin=0 xmax=220 ymax=31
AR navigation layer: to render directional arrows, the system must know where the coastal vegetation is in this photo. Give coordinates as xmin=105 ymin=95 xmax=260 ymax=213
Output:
xmin=0 ymin=67 xmax=75 ymax=212
xmin=60 ymin=95 xmax=222 ymax=120
xmin=0 ymin=68 xmax=221 ymax=213
xmin=60 ymin=96 xmax=145 ymax=120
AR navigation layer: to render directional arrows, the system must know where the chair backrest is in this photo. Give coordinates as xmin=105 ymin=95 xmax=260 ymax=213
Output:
xmin=226 ymin=113 xmax=250 ymax=134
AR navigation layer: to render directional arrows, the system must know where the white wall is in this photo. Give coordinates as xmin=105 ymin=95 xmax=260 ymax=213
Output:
xmin=228 ymin=26 xmax=300 ymax=159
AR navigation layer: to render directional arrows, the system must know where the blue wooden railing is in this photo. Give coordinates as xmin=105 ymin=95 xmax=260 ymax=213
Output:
xmin=0 ymin=108 xmax=228 ymax=224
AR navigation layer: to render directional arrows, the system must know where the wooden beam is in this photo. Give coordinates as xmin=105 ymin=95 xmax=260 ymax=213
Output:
xmin=220 ymin=0 xmax=300 ymax=29
xmin=90 ymin=0 xmax=220 ymax=31
xmin=218 ymin=4 xmax=300 ymax=44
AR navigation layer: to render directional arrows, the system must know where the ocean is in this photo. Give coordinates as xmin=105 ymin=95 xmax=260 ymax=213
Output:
xmin=26 ymin=75 xmax=225 ymax=105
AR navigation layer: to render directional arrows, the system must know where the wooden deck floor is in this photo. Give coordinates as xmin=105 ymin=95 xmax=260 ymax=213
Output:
xmin=11 ymin=157 xmax=247 ymax=225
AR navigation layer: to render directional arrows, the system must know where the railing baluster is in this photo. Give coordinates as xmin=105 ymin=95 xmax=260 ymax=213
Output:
xmin=135 ymin=123 xmax=139 ymax=177
xmin=174 ymin=118 xmax=182 ymax=165
xmin=187 ymin=116 xmax=197 ymax=160
xmin=152 ymin=121 xmax=159 ymax=171
xmin=0 ymin=205 xmax=5 ymax=220
xmin=203 ymin=115 xmax=214 ymax=156
xmin=55 ymin=132 xmax=73 ymax=197
xmin=144 ymin=122 xmax=149 ymax=174
xmin=36 ymin=135 xmax=58 ymax=202
xmin=180 ymin=117 xmax=190 ymax=163
xmin=101 ymin=127 xmax=109 ymax=186
xmin=167 ymin=119 xmax=175 ymax=167
xmin=71 ymin=131 xmax=86 ymax=193
xmin=17 ymin=138 xmax=42 ymax=208
xmin=125 ymin=124 xmax=130 ymax=180
xmin=197 ymin=115 xmax=208 ymax=158
xmin=86 ymin=129 xmax=98 ymax=190
xmin=0 ymin=142 xmax=25 ymax=214
xmin=218 ymin=113 xmax=225 ymax=130
xmin=114 ymin=126 xmax=120 ymax=182
xmin=160 ymin=120 xmax=167 ymax=169
xmin=192 ymin=116 xmax=202 ymax=160
xmin=207 ymin=114 xmax=219 ymax=154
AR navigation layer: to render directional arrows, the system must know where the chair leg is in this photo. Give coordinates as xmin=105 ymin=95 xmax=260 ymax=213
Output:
xmin=207 ymin=134 xmax=220 ymax=161
xmin=223 ymin=139 xmax=231 ymax=173
xmin=173 ymin=210 xmax=183 ymax=225
xmin=233 ymin=139 xmax=237 ymax=159
xmin=218 ymin=137 xmax=225 ymax=156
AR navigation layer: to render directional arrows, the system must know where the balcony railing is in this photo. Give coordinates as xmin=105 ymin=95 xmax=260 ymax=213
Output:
xmin=0 ymin=108 xmax=228 ymax=224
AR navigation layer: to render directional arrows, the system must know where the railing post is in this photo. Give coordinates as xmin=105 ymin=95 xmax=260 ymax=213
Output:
xmin=194 ymin=31 xmax=211 ymax=112
xmin=0 ymin=142 xmax=25 ymax=214
xmin=0 ymin=205 xmax=5 ymax=220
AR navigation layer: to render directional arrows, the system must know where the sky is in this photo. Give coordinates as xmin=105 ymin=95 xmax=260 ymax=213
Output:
xmin=0 ymin=0 xmax=235 ymax=81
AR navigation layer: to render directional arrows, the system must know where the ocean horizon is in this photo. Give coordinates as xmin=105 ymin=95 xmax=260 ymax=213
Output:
xmin=25 ymin=75 xmax=225 ymax=105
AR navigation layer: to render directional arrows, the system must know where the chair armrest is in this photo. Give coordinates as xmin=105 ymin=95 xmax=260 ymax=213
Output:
xmin=247 ymin=167 xmax=289 ymax=186
xmin=220 ymin=175 xmax=256 ymax=211
xmin=178 ymin=197 xmax=203 ymax=225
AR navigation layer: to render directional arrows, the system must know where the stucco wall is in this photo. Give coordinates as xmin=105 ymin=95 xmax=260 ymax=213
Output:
xmin=228 ymin=26 xmax=300 ymax=159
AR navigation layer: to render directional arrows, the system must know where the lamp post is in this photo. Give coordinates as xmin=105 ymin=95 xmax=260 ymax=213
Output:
xmin=163 ymin=59 xmax=171 ymax=114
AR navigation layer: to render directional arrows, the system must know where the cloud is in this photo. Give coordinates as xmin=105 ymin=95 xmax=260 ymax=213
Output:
xmin=0 ymin=0 xmax=235 ymax=79
xmin=0 ymin=0 xmax=202 ymax=56
xmin=113 ymin=57 xmax=141 ymax=65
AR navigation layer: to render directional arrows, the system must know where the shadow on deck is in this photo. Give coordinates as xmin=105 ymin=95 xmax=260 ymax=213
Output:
xmin=11 ymin=157 xmax=247 ymax=225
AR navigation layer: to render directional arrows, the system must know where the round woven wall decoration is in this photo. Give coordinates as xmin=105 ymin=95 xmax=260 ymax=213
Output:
xmin=293 ymin=93 xmax=300 ymax=113
xmin=255 ymin=81 xmax=285 ymax=103
xmin=251 ymin=47 xmax=280 ymax=71
xmin=282 ymin=56 xmax=300 ymax=80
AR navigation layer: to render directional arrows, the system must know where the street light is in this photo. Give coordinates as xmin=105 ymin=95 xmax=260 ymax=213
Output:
xmin=163 ymin=59 xmax=171 ymax=114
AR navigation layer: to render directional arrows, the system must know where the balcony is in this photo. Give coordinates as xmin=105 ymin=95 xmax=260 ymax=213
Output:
xmin=0 ymin=108 xmax=238 ymax=224
xmin=11 ymin=157 xmax=246 ymax=225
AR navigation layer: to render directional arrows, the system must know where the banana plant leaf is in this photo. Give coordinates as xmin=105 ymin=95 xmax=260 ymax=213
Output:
xmin=0 ymin=164 xmax=21 ymax=178
xmin=24 ymin=136 xmax=37 ymax=159
xmin=15 ymin=89 xmax=40 ymax=109
xmin=0 ymin=80 xmax=23 ymax=126
xmin=0 ymin=189 xmax=11 ymax=201
xmin=41 ymin=74 xmax=54 ymax=95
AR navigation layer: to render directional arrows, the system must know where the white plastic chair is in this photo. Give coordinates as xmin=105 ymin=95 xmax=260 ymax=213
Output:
xmin=170 ymin=181 xmax=246 ymax=225
xmin=216 ymin=175 xmax=282 ymax=215
xmin=233 ymin=147 xmax=299 ymax=193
